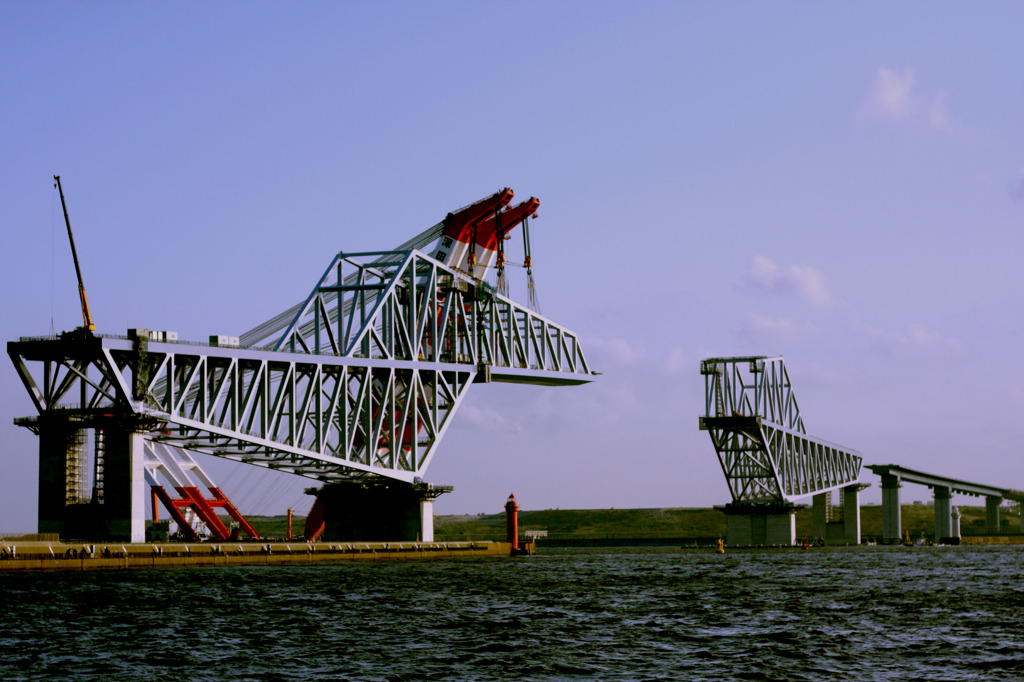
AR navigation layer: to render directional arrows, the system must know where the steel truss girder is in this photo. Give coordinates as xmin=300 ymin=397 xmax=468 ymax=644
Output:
xmin=144 ymin=441 xmax=260 ymax=540
xmin=141 ymin=353 xmax=476 ymax=483
xmin=9 ymin=337 xmax=478 ymax=484
xmin=265 ymin=249 xmax=592 ymax=384
xmin=9 ymin=243 xmax=593 ymax=486
xmin=699 ymin=356 xmax=861 ymax=504
xmin=8 ymin=251 xmax=593 ymax=486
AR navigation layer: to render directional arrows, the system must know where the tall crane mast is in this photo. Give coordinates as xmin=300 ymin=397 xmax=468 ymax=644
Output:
xmin=53 ymin=175 xmax=95 ymax=335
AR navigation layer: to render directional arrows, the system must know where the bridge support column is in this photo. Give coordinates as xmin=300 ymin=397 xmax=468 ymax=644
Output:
xmin=311 ymin=481 xmax=451 ymax=542
xmin=812 ymin=492 xmax=829 ymax=542
xmin=37 ymin=415 xmax=85 ymax=539
xmin=933 ymin=486 xmax=952 ymax=542
xmin=101 ymin=424 xmax=148 ymax=543
xmin=420 ymin=497 xmax=435 ymax=543
xmin=842 ymin=483 xmax=862 ymax=545
xmin=720 ymin=502 xmax=797 ymax=546
xmin=880 ymin=474 xmax=902 ymax=544
xmin=811 ymin=486 xmax=863 ymax=546
xmin=986 ymin=496 xmax=1002 ymax=534
xmin=36 ymin=416 xmax=148 ymax=543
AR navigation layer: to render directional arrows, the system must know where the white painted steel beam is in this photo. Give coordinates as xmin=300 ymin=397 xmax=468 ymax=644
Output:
xmin=699 ymin=356 xmax=862 ymax=505
xmin=9 ymin=248 xmax=594 ymax=486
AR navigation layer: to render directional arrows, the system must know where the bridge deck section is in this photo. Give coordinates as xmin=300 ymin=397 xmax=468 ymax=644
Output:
xmin=866 ymin=464 xmax=1023 ymax=541
xmin=867 ymin=464 xmax=1022 ymax=501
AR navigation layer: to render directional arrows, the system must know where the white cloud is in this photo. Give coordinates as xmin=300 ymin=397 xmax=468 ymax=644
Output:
xmin=899 ymin=323 xmax=963 ymax=354
xmin=738 ymin=313 xmax=818 ymax=346
xmin=928 ymin=89 xmax=952 ymax=131
xmin=584 ymin=336 xmax=647 ymax=366
xmin=856 ymin=320 xmax=963 ymax=358
xmin=584 ymin=340 xmax=694 ymax=378
xmin=666 ymin=347 xmax=688 ymax=375
xmin=858 ymin=67 xmax=952 ymax=131
xmin=746 ymin=255 xmax=835 ymax=307
xmin=860 ymin=67 xmax=917 ymax=121
xmin=457 ymin=404 xmax=524 ymax=435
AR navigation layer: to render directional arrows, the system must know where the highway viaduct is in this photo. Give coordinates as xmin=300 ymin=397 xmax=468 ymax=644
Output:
xmin=867 ymin=464 xmax=1024 ymax=543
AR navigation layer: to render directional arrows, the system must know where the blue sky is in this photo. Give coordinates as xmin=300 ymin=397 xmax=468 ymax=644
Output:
xmin=3 ymin=2 xmax=1024 ymax=531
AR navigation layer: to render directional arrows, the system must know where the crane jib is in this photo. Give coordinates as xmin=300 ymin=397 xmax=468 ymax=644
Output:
xmin=53 ymin=175 xmax=95 ymax=334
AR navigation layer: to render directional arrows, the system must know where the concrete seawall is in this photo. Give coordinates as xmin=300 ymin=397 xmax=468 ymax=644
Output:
xmin=0 ymin=540 xmax=528 ymax=573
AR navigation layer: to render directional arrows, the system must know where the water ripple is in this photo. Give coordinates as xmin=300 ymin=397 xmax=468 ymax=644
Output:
xmin=2 ymin=546 xmax=1024 ymax=680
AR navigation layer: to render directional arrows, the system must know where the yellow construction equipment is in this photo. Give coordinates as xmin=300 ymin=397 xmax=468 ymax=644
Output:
xmin=53 ymin=175 xmax=95 ymax=335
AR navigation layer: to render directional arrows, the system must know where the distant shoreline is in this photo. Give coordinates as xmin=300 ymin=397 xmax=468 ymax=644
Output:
xmin=4 ymin=503 xmax=1019 ymax=545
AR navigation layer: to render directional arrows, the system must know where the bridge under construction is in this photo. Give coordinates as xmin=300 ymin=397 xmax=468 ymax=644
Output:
xmin=699 ymin=356 xmax=864 ymax=546
xmin=11 ymin=181 xmax=1019 ymax=550
xmin=866 ymin=464 xmax=1024 ymax=543
xmin=699 ymin=356 xmax=1023 ymax=546
xmin=9 ymin=184 xmax=595 ymax=544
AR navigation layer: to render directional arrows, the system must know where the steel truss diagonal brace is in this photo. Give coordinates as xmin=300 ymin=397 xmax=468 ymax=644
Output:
xmin=699 ymin=355 xmax=862 ymax=504
xmin=8 ymin=338 xmax=134 ymax=413
xmin=701 ymin=417 xmax=862 ymax=504
xmin=141 ymin=348 xmax=478 ymax=483
xmin=266 ymin=249 xmax=592 ymax=383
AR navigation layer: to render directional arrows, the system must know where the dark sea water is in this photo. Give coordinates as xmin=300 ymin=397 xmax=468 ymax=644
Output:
xmin=2 ymin=545 xmax=1024 ymax=681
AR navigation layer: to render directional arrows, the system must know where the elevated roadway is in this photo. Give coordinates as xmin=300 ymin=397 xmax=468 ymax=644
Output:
xmin=867 ymin=464 xmax=1023 ymax=542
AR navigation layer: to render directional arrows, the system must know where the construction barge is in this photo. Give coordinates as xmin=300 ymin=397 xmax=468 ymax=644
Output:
xmin=0 ymin=539 xmax=532 ymax=574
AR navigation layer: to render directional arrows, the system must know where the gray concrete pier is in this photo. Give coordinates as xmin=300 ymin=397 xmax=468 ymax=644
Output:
xmin=720 ymin=502 xmax=798 ymax=546
xmin=868 ymin=464 xmax=1023 ymax=543
xmin=35 ymin=416 xmax=148 ymax=544
xmin=934 ymin=486 xmax=952 ymax=540
xmin=880 ymin=473 xmax=902 ymax=543
xmin=308 ymin=481 xmax=451 ymax=542
xmin=811 ymin=484 xmax=863 ymax=545
xmin=986 ymin=496 xmax=1002 ymax=533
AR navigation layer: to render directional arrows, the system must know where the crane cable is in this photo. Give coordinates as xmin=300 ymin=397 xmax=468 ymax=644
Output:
xmin=495 ymin=206 xmax=508 ymax=297
xmin=522 ymin=216 xmax=541 ymax=313
xmin=468 ymin=222 xmax=477 ymax=279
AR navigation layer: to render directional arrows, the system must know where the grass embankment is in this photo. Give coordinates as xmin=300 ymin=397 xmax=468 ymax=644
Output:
xmin=435 ymin=507 xmax=725 ymax=542
xmin=433 ymin=504 xmax=1020 ymax=543
xmin=233 ymin=504 xmax=1019 ymax=542
xmin=238 ymin=515 xmax=304 ymax=539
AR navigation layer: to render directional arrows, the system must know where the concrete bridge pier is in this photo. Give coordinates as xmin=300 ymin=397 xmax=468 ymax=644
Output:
xmin=721 ymin=502 xmax=797 ymax=546
xmin=36 ymin=414 xmax=84 ymax=540
xmin=37 ymin=415 xmax=148 ymax=543
xmin=880 ymin=474 xmax=902 ymax=544
xmin=842 ymin=483 xmax=863 ymax=545
xmin=310 ymin=480 xmax=452 ymax=542
xmin=812 ymin=485 xmax=863 ymax=545
xmin=933 ymin=485 xmax=952 ymax=542
xmin=812 ymin=492 xmax=829 ymax=542
xmin=102 ymin=425 xmax=148 ymax=544
xmin=986 ymin=496 xmax=1002 ymax=533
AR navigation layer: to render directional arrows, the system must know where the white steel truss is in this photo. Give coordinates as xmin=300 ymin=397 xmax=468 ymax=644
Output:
xmin=9 ymin=248 xmax=593 ymax=485
xmin=698 ymin=356 xmax=861 ymax=504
